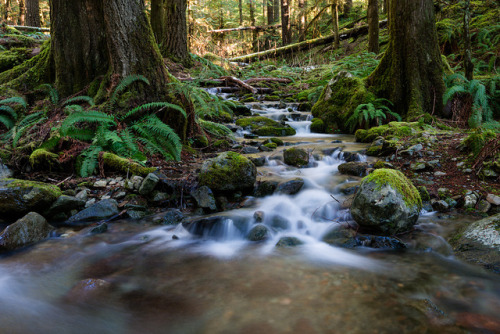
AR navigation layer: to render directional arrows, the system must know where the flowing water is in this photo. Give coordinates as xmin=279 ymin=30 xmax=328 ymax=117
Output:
xmin=0 ymin=99 xmax=499 ymax=334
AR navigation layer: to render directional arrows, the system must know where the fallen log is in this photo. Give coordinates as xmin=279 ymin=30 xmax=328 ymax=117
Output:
xmin=207 ymin=87 xmax=273 ymax=94
xmin=8 ymin=25 xmax=50 ymax=33
xmin=220 ymin=76 xmax=258 ymax=94
xmin=208 ymin=24 xmax=282 ymax=34
xmin=245 ymin=77 xmax=292 ymax=84
xmin=229 ymin=19 xmax=387 ymax=63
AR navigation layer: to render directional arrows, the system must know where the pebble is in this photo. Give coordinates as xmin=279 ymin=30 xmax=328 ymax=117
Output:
xmin=486 ymin=194 xmax=500 ymax=206
xmin=434 ymin=171 xmax=446 ymax=177
xmin=93 ymin=180 xmax=107 ymax=188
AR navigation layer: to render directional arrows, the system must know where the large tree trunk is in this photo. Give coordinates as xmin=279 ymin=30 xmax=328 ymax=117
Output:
xmin=463 ymin=0 xmax=473 ymax=81
xmin=151 ymin=0 xmax=166 ymax=45
xmin=331 ymin=0 xmax=339 ymax=49
xmin=298 ymin=0 xmax=306 ymax=41
xmin=343 ymin=0 xmax=352 ymax=14
xmin=25 ymin=0 xmax=39 ymax=27
xmin=50 ymin=0 xmax=170 ymax=100
xmin=162 ymin=0 xmax=191 ymax=66
xmin=280 ymin=0 xmax=290 ymax=45
xmin=367 ymin=0 xmax=379 ymax=54
xmin=249 ymin=0 xmax=258 ymax=51
xmin=17 ymin=0 xmax=24 ymax=25
xmin=367 ymin=0 xmax=444 ymax=119
xmin=273 ymin=0 xmax=279 ymax=23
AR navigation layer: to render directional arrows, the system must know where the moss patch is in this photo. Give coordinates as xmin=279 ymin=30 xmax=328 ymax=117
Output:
xmin=29 ymin=149 xmax=59 ymax=170
xmin=363 ymin=169 xmax=422 ymax=209
xmin=236 ymin=116 xmax=296 ymax=137
xmin=101 ymin=152 xmax=156 ymax=176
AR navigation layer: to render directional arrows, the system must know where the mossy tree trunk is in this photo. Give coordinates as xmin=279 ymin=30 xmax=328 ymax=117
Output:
xmin=249 ymin=0 xmax=258 ymax=51
xmin=331 ymin=0 xmax=339 ymax=49
xmin=50 ymin=0 xmax=170 ymax=100
xmin=17 ymin=0 xmax=25 ymax=25
xmin=161 ymin=0 xmax=191 ymax=67
xmin=463 ymin=0 xmax=473 ymax=81
xmin=367 ymin=0 xmax=444 ymax=119
xmin=26 ymin=0 xmax=39 ymax=27
xmin=367 ymin=0 xmax=379 ymax=54
xmin=343 ymin=0 xmax=352 ymax=15
xmin=298 ymin=0 xmax=306 ymax=41
xmin=151 ymin=0 xmax=166 ymax=45
xmin=280 ymin=0 xmax=291 ymax=45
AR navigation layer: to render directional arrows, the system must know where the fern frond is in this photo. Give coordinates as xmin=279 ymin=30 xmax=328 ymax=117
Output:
xmin=12 ymin=114 xmax=46 ymax=148
xmin=63 ymin=128 xmax=95 ymax=141
xmin=18 ymin=111 xmax=44 ymax=127
xmin=132 ymin=116 xmax=182 ymax=160
xmin=60 ymin=110 xmax=115 ymax=136
xmin=0 ymin=105 xmax=17 ymax=121
xmin=122 ymin=102 xmax=186 ymax=121
xmin=0 ymin=96 xmax=27 ymax=109
xmin=197 ymin=118 xmax=234 ymax=138
xmin=443 ymin=86 xmax=467 ymax=104
xmin=37 ymin=83 xmax=59 ymax=105
xmin=109 ymin=75 xmax=150 ymax=106
xmin=0 ymin=115 xmax=14 ymax=129
xmin=63 ymin=105 xmax=85 ymax=115
xmin=79 ymin=146 xmax=102 ymax=177
xmin=62 ymin=96 xmax=95 ymax=107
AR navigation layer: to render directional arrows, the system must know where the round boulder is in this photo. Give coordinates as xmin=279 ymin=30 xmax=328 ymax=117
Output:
xmin=350 ymin=169 xmax=422 ymax=235
xmin=283 ymin=148 xmax=309 ymax=167
xmin=199 ymin=152 xmax=257 ymax=192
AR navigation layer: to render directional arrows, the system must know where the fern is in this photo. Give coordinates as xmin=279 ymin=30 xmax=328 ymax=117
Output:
xmin=62 ymin=96 xmax=95 ymax=107
xmin=79 ymin=145 xmax=103 ymax=177
xmin=347 ymin=99 xmax=400 ymax=132
xmin=60 ymin=110 xmax=116 ymax=136
xmin=37 ymin=83 xmax=59 ymax=105
xmin=10 ymin=112 xmax=46 ymax=148
xmin=122 ymin=102 xmax=186 ymax=121
xmin=109 ymin=75 xmax=150 ymax=107
xmin=0 ymin=97 xmax=27 ymax=109
xmin=0 ymin=115 xmax=14 ymax=129
xmin=197 ymin=118 xmax=234 ymax=138
xmin=131 ymin=115 xmax=182 ymax=160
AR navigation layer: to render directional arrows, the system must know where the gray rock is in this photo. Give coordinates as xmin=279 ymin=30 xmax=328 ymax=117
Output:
xmin=247 ymin=224 xmax=270 ymax=241
xmin=270 ymin=215 xmax=290 ymax=230
xmin=93 ymin=180 xmax=107 ymax=188
xmin=0 ymin=212 xmax=54 ymax=251
xmin=487 ymin=194 xmax=500 ymax=206
xmin=113 ymin=191 xmax=127 ymax=200
xmin=247 ymin=155 xmax=266 ymax=167
xmin=477 ymin=200 xmax=491 ymax=214
xmin=276 ymin=236 xmax=303 ymax=247
xmin=126 ymin=210 xmax=148 ymax=219
xmin=432 ymin=199 xmax=450 ymax=212
xmin=66 ymin=199 xmax=119 ymax=225
xmin=85 ymin=198 xmax=96 ymax=208
xmin=44 ymin=195 xmax=86 ymax=217
xmin=338 ymin=162 xmax=370 ymax=176
xmin=322 ymin=226 xmax=357 ymax=247
xmin=0 ymin=179 xmax=61 ymax=220
xmin=350 ymin=169 xmax=421 ymax=235
xmin=276 ymin=178 xmax=304 ymax=195
xmin=401 ymin=144 xmax=423 ymax=156
xmin=191 ymin=186 xmax=217 ymax=211
xmin=254 ymin=180 xmax=279 ymax=197
xmin=253 ymin=211 xmax=264 ymax=222
xmin=410 ymin=162 xmax=428 ymax=172
xmin=242 ymin=146 xmax=260 ymax=154
xmin=138 ymin=173 xmax=159 ymax=195
xmin=198 ymin=152 xmax=257 ymax=192
xmin=150 ymin=191 xmax=168 ymax=203
xmin=0 ymin=164 xmax=13 ymax=179
xmin=283 ymin=148 xmax=309 ymax=167
xmin=335 ymin=182 xmax=360 ymax=195
xmin=463 ymin=192 xmax=479 ymax=209
xmin=130 ymin=176 xmax=144 ymax=191
xmin=90 ymin=223 xmax=108 ymax=234
xmin=161 ymin=209 xmax=185 ymax=225
xmin=434 ymin=171 xmax=446 ymax=177
xmin=75 ymin=189 xmax=89 ymax=201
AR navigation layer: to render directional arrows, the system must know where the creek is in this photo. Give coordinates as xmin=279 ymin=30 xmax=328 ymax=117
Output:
xmin=0 ymin=99 xmax=499 ymax=333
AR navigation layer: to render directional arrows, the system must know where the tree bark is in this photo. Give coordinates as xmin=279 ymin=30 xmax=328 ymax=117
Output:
xmin=367 ymin=0 xmax=379 ymax=54
xmin=298 ymin=0 xmax=306 ymax=41
xmin=267 ymin=0 xmax=274 ymax=24
xmin=273 ymin=0 xmax=279 ymax=24
xmin=249 ymin=0 xmax=258 ymax=51
xmin=162 ymin=0 xmax=191 ymax=66
xmin=25 ymin=0 xmax=39 ymax=27
xmin=17 ymin=0 xmax=24 ymax=25
xmin=50 ymin=0 xmax=170 ymax=100
xmin=280 ymin=0 xmax=291 ymax=45
xmin=367 ymin=0 xmax=444 ymax=119
xmin=332 ymin=0 xmax=339 ymax=49
xmin=343 ymin=0 xmax=352 ymax=14
xmin=151 ymin=0 xmax=166 ymax=45
xmin=463 ymin=0 xmax=473 ymax=81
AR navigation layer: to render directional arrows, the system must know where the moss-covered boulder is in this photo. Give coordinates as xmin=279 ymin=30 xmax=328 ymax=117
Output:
xmin=283 ymin=148 xmax=309 ymax=167
xmin=354 ymin=121 xmax=420 ymax=143
xmin=235 ymin=116 xmax=296 ymax=137
xmin=351 ymin=169 xmax=422 ymax=235
xmin=311 ymin=71 xmax=374 ymax=133
xmin=310 ymin=118 xmax=325 ymax=133
xmin=100 ymin=152 xmax=156 ymax=176
xmin=0 ymin=179 xmax=62 ymax=220
xmin=199 ymin=151 xmax=257 ymax=192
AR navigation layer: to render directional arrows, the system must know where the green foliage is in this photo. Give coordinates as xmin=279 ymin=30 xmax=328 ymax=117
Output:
xmin=3 ymin=111 xmax=46 ymax=148
xmin=0 ymin=96 xmax=26 ymax=130
xmin=78 ymin=145 xmax=103 ymax=177
xmin=346 ymin=98 xmax=401 ymax=131
xmin=36 ymin=83 xmax=59 ymax=105
xmin=443 ymin=73 xmax=493 ymax=128
xmin=197 ymin=118 xmax=234 ymax=138
xmin=123 ymin=102 xmax=186 ymax=121
xmin=330 ymin=52 xmax=380 ymax=78
xmin=62 ymin=96 xmax=95 ymax=107
xmin=109 ymin=74 xmax=150 ymax=107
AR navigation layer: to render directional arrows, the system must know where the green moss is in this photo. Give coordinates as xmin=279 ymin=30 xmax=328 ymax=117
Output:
xmin=240 ymin=96 xmax=258 ymax=103
xmin=4 ymin=178 xmax=62 ymax=199
xmin=355 ymin=122 xmax=420 ymax=143
xmin=213 ymin=139 xmax=230 ymax=149
xmin=366 ymin=145 xmax=382 ymax=156
xmin=29 ymin=149 xmax=59 ymax=169
xmin=101 ymin=152 xmax=156 ymax=176
xmin=266 ymin=95 xmax=280 ymax=101
xmin=363 ymin=169 xmax=422 ymax=209
xmin=0 ymin=47 xmax=32 ymax=72
xmin=310 ymin=118 xmax=325 ymax=133
xmin=269 ymin=138 xmax=284 ymax=146
xmin=264 ymin=142 xmax=277 ymax=149
xmin=255 ymin=126 xmax=296 ymax=137
xmin=441 ymin=55 xmax=454 ymax=75
xmin=464 ymin=130 xmax=496 ymax=157
xmin=236 ymin=116 xmax=296 ymax=137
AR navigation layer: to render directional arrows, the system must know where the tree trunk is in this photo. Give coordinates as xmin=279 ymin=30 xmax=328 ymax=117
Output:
xmin=298 ymin=0 xmax=306 ymax=41
xmin=367 ymin=0 xmax=378 ymax=54
xmin=367 ymin=0 xmax=444 ymax=119
xmin=25 ymin=0 xmax=39 ymax=27
xmin=332 ymin=0 xmax=339 ymax=49
xmin=249 ymin=0 xmax=258 ymax=51
xmin=343 ymin=0 xmax=352 ymax=14
xmin=50 ymin=0 xmax=170 ymax=100
xmin=273 ymin=0 xmax=279 ymax=24
xmin=239 ymin=0 xmax=243 ymax=39
xmin=151 ymin=0 xmax=166 ymax=45
xmin=463 ymin=0 xmax=473 ymax=81
xmin=267 ymin=0 xmax=274 ymax=24
xmin=17 ymin=0 xmax=24 ymax=25
xmin=383 ymin=0 xmax=388 ymax=14
xmin=280 ymin=0 xmax=291 ymax=45
xmin=162 ymin=0 xmax=191 ymax=66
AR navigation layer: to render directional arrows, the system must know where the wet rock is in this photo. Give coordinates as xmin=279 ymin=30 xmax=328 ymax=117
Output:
xmin=85 ymin=198 xmax=96 ymax=208
xmin=235 ymin=116 xmax=296 ymax=137
xmin=276 ymin=236 xmax=303 ymax=247
xmin=432 ymin=199 xmax=450 ymax=212
xmin=270 ymin=215 xmax=290 ymax=230
xmin=66 ymin=279 xmax=112 ymax=304
xmin=0 ymin=164 xmax=13 ymax=179
xmin=44 ymin=195 xmax=86 ymax=218
xmin=434 ymin=171 xmax=446 ymax=177
xmin=93 ymin=180 xmax=107 ymax=188
xmin=247 ymin=224 xmax=270 ymax=241
xmin=486 ymin=194 xmax=500 ymax=206
xmin=253 ymin=211 xmax=264 ymax=222
xmin=0 ymin=179 xmax=62 ymax=220
xmin=254 ymin=180 xmax=279 ymax=197
xmin=410 ymin=162 xmax=429 ymax=172
xmin=322 ymin=226 xmax=357 ymax=248
xmin=128 ymin=176 xmax=144 ymax=191
xmin=336 ymin=182 xmax=360 ymax=195
xmin=283 ymin=147 xmax=309 ymax=167
xmin=276 ymin=178 xmax=304 ymax=195
xmin=242 ymin=146 xmax=260 ymax=154
xmin=150 ymin=191 xmax=169 ymax=203
xmin=66 ymin=199 xmax=119 ymax=226
xmin=199 ymin=152 xmax=257 ymax=193
xmin=401 ymin=231 xmax=452 ymax=256
xmin=182 ymin=216 xmax=242 ymax=238
xmin=477 ymin=200 xmax=491 ymax=213
xmin=247 ymin=154 xmax=266 ymax=167
xmin=191 ymin=186 xmax=217 ymax=211
xmin=0 ymin=212 xmax=54 ymax=251
xmin=341 ymin=151 xmax=362 ymax=162
xmin=90 ymin=223 xmax=108 ymax=234
xmin=400 ymin=144 xmax=423 ymax=156
xmin=463 ymin=192 xmax=479 ymax=209
xmin=161 ymin=209 xmax=185 ymax=225
xmin=138 ymin=173 xmax=159 ymax=195
xmin=350 ymin=169 xmax=422 ymax=235
xmin=338 ymin=162 xmax=370 ymax=177
xmin=355 ymin=235 xmax=407 ymax=249
xmin=75 ymin=189 xmax=89 ymax=201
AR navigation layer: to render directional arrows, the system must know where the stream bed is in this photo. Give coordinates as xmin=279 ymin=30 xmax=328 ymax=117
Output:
xmin=0 ymin=100 xmax=499 ymax=333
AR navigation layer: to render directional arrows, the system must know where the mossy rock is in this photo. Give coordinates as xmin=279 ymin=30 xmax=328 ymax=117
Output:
xmin=213 ymin=139 xmax=230 ymax=149
xmin=351 ymin=169 xmax=422 ymax=235
xmin=198 ymin=151 xmax=257 ymax=192
xmin=29 ymin=149 xmax=59 ymax=170
xmin=266 ymin=95 xmax=280 ymax=101
xmin=311 ymin=71 xmax=374 ymax=134
xmin=240 ymin=96 xmax=258 ymax=103
xmin=463 ymin=130 xmax=496 ymax=157
xmin=101 ymin=152 xmax=156 ymax=177
xmin=310 ymin=118 xmax=325 ymax=133
xmin=262 ymin=137 xmax=284 ymax=146
xmin=236 ymin=116 xmax=296 ymax=137
xmin=355 ymin=122 xmax=419 ymax=143
xmin=263 ymin=142 xmax=277 ymax=149
xmin=0 ymin=178 xmax=62 ymax=220
xmin=283 ymin=147 xmax=309 ymax=167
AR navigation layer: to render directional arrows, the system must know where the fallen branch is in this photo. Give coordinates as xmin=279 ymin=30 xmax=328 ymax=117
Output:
xmin=8 ymin=25 xmax=49 ymax=33
xmin=229 ymin=19 xmax=387 ymax=63
xmin=220 ymin=76 xmax=258 ymax=94
xmin=245 ymin=77 xmax=292 ymax=84
xmin=208 ymin=24 xmax=282 ymax=34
